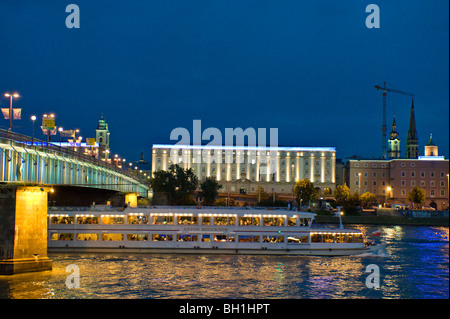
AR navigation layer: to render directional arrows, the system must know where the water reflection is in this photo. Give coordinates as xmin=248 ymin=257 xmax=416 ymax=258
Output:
xmin=0 ymin=225 xmax=448 ymax=299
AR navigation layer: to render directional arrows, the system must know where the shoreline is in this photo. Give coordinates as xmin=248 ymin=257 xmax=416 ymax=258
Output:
xmin=314 ymin=215 xmax=449 ymax=227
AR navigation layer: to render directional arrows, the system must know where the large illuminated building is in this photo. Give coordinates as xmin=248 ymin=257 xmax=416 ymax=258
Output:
xmin=151 ymin=144 xmax=337 ymax=197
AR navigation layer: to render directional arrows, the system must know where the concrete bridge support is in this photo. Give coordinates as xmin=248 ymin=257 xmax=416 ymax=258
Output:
xmin=0 ymin=186 xmax=52 ymax=275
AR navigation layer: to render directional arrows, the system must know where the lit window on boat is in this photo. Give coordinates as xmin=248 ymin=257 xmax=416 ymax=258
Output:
xmin=127 ymin=234 xmax=149 ymax=241
xmin=202 ymin=216 xmax=211 ymax=225
xmin=263 ymin=217 xmax=284 ymax=226
xmin=102 ymin=233 xmax=124 ymax=241
xmin=128 ymin=214 xmax=148 ymax=225
xmin=238 ymin=235 xmax=260 ymax=242
xmin=51 ymin=233 xmax=74 ymax=241
xmin=202 ymin=234 xmax=210 ymax=242
xmin=263 ymin=235 xmax=284 ymax=243
xmin=101 ymin=215 xmax=125 ymax=225
xmin=214 ymin=235 xmax=235 ymax=242
xmin=76 ymin=215 xmax=99 ymax=224
xmin=49 ymin=215 xmax=74 ymax=224
xmin=239 ymin=217 xmax=260 ymax=226
xmin=177 ymin=234 xmax=198 ymax=242
xmin=287 ymin=217 xmax=296 ymax=226
xmin=152 ymin=234 xmax=173 ymax=241
xmin=298 ymin=218 xmax=310 ymax=226
xmin=214 ymin=216 xmax=235 ymax=226
xmin=287 ymin=235 xmax=308 ymax=243
xmin=152 ymin=215 xmax=174 ymax=225
xmin=177 ymin=216 xmax=198 ymax=225
xmin=76 ymin=233 xmax=99 ymax=241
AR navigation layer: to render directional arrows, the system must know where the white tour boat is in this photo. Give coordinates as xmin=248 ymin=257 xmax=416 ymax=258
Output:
xmin=47 ymin=207 xmax=378 ymax=256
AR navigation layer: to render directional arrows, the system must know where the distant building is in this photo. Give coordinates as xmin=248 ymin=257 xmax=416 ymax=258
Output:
xmin=406 ymin=100 xmax=419 ymax=159
xmin=387 ymin=116 xmax=401 ymax=159
xmin=95 ymin=115 xmax=110 ymax=158
xmin=152 ymin=144 xmax=337 ymax=197
xmin=346 ymin=141 xmax=449 ymax=210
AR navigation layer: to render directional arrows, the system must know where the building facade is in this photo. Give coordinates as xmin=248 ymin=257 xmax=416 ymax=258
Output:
xmin=152 ymin=145 xmax=337 ymax=196
xmin=346 ymin=156 xmax=449 ymax=210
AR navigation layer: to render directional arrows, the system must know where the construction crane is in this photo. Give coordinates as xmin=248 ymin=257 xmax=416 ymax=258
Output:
xmin=374 ymin=82 xmax=414 ymax=158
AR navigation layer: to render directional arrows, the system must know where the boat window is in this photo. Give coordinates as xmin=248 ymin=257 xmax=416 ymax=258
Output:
xmin=323 ymin=233 xmax=335 ymax=243
xmin=287 ymin=235 xmax=308 ymax=243
xmin=239 ymin=217 xmax=260 ymax=226
xmin=152 ymin=215 xmax=174 ymax=225
xmin=202 ymin=234 xmax=210 ymax=242
xmin=238 ymin=235 xmax=260 ymax=242
xmin=77 ymin=216 xmax=99 ymax=224
xmin=287 ymin=217 xmax=296 ymax=226
xmin=152 ymin=234 xmax=173 ymax=241
xmin=263 ymin=235 xmax=284 ymax=243
xmin=299 ymin=218 xmax=310 ymax=226
xmin=50 ymin=233 xmax=73 ymax=241
xmin=50 ymin=216 xmax=74 ymax=224
xmin=346 ymin=233 xmax=363 ymax=243
xmin=214 ymin=235 xmax=235 ymax=242
xmin=102 ymin=233 xmax=124 ymax=241
xmin=128 ymin=214 xmax=148 ymax=224
xmin=177 ymin=216 xmax=198 ymax=225
xmin=214 ymin=216 xmax=235 ymax=225
xmin=76 ymin=233 xmax=98 ymax=241
xmin=311 ymin=233 xmax=323 ymax=242
xmin=202 ymin=216 xmax=211 ymax=225
xmin=335 ymin=233 xmax=345 ymax=243
xmin=102 ymin=216 xmax=125 ymax=225
xmin=263 ymin=217 xmax=284 ymax=226
xmin=127 ymin=234 xmax=149 ymax=241
xmin=177 ymin=234 xmax=198 ymax=242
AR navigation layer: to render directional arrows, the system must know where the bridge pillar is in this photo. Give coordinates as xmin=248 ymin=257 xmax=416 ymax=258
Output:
xmin=0 ymin=187 xmax=52 ymax=275
xmin=125 ymin=192 xmax=138 ymax=207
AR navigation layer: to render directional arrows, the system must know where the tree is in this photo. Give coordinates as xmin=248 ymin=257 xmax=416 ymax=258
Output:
xmin=333 ymin=184 xmax=350 ymax=206
xmin=407 ymin=186 xmax=425 ymax=209
xmin=150 ymin=164 xmax=198 ymax=205
xmin=360 ymin=192 xmax=377 ymax=208
xmin=294 ymin=179 xmax=317 ymax=208
xmin=199 ymin=177 xmax=222 ymax=206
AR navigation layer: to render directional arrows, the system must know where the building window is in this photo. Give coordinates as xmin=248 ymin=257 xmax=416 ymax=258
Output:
xmin=373 ymin=181 xmax=377 ymax=186
xmin=373 ymin=172 xmax=377 ymax=177
xmin=430 ymin=189 xmax=435 ymax=196
xmin=420 ymin=180 xmax=425 ymax=187
xmin=420 ymin=171 xmax=425 ymax=178
xmin=440 ymin=172 xmax=445 ymax=178
xmin=401 ymin=180 xmax=406 ymax=186
xmin=431 ymin=171 xmax=435 ymax=177
xmin=364 ymin=172 xmax=368 ymax=177
xmin=411 ymin=180 xmax=415 ymax=186
xmin=441 ymin=189 xmax=445 ymax=196
xmin=411 ymin=163 xmax=415 ymax=167
xmin=401 ymin=189 xmax=406 ymax=195
xmin=401 ymin=171 xmax=406 ymax=177
xmin=382 ymin=172 xmax=386 ymax=178
xmin=411 ymin=171 xmax=415 ymax=177
xmin=441 ymin=181 xmax=445 ymax=187
xmin=355 ymin=164 xmax=359 ymax=167
xmin=401 ymin=163 xmax=406 ymax=167
xmin=381 ymin=164 xmax=386 ymax=168
xmin=364 ymin=164 xmax=368 ymax=167
xmin=430 ymin=181 xmax=435 ymax=187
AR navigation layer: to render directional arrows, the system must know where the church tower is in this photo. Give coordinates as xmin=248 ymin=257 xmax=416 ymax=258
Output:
xmin=96 ymin=115 xmax=110 ymax=156
xmin=406 ymin=99 xmax=419 ymax=158
xmin=387 ymin=116 xmax=401 ymax=158
xmin=424 ymin=134 xmax=438 ymax=157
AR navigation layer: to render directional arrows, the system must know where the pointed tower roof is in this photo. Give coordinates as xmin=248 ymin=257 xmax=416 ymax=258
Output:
xmin=426 ymin=134 xmax=436 ymax=146
xmin=389 ymin=116 xmax=399 ymax=139
xmin=407 ymin=99 xmax=417 ymax=140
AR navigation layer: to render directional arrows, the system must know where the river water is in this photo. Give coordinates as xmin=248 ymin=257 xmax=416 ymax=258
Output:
xmin=0 ymin=225 xmax=448 ymax=299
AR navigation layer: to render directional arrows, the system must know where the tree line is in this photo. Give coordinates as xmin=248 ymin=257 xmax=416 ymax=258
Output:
xmin=149 ymin=164 xmax=429 ymax=210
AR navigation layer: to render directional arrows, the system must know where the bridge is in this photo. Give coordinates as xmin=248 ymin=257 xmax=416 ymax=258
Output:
xmin=1 ymin=129 xmax=152 ymax=274
xmin=0 ymin=129 xmax=151 ymax=198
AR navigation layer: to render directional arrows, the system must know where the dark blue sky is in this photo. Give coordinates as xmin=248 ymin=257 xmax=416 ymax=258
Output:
xmin=1 ymin=1 xmax=448 ymax=162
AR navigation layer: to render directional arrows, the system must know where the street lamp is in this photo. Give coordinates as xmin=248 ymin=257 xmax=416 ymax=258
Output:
xmin=386 ymin=186 xmax=391 ymax=207
xmin=358 ymin=172 xmax=362 ymax=195
xmin=4 ymin=92 xmax=20 ymax=132
xmin=58 ymin=127 xmax=63 ymax=149
xmin=30 ymin=115 xmax=36 ymax=145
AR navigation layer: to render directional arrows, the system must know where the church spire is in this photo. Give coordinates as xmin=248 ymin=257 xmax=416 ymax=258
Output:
xmin=406 ymin=99 xmax=419 ymax=158
xmin=388 ymin=116 xmax=400 ymax=158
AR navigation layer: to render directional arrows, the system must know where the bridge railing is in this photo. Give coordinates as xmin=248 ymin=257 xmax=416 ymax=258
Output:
xmin=0 ymin=129 xmax=148 ymax=185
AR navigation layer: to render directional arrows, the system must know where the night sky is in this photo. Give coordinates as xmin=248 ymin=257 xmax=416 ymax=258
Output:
xmin=0 ymin=1 xmax=448 ymax=162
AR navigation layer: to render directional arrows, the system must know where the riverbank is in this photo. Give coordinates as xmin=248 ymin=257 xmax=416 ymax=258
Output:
xmin=314 ymin=214 xmax=449 ymax=227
